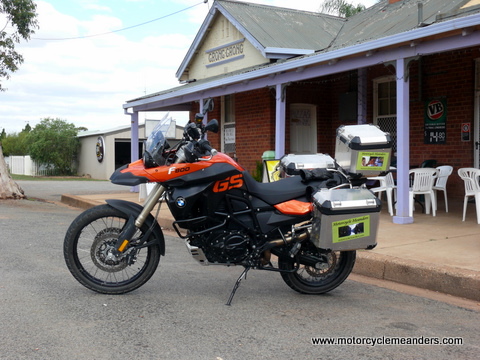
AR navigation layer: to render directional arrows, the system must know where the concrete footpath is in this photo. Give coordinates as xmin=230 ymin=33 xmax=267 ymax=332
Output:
xmin=56 ymin=186 xmax=480 ymax=303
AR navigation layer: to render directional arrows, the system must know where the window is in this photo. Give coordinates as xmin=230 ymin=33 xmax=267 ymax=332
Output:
xmin=222 ymin=95 xmax=235 ymax=154
xmin=374 ymin=76 xmax=397 ymax=152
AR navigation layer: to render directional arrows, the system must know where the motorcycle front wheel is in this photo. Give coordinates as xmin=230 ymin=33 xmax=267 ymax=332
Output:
xmin=64 ymin=204 xmax=162 ymax=294
xmin=278 ymin=244 xmax=356 ymax=295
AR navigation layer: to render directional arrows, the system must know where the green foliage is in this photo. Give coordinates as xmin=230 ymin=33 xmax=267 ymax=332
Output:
xmin=320 ymin=0 xmax=367 ymax=18
xmin=251 ymin=160 xmax=264 ymax=182
xmin=0 ymin=0 xmax=39 ymax=91
xmin=1 ymin=124 xmax=31 ymax=155
xmin=1 ymin=131 xmax=29 ymax=156
xmin=27 ymin=118 xmax=80 ymax=175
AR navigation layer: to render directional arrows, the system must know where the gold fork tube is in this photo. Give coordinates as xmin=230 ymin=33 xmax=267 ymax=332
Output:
xmin=134 ymin=183 xmax=165 ymax=228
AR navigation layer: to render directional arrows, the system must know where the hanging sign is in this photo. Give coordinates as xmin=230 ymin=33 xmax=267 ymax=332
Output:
xmin=424 ymin=98 xmax=447 ymax=144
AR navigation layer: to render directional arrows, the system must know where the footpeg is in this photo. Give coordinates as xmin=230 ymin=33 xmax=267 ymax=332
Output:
xmin=289 ymin=242 xmax=302 ymax=258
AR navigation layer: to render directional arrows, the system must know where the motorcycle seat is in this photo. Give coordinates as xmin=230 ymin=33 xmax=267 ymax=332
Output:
xmin=242 ymin=172 xmax=311 ymax=205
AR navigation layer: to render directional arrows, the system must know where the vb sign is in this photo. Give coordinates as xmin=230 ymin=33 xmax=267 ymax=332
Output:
xmin=427 ymin=100 xmax=445 ymax=120
xmin=424 ymin=98 xmax=447 ymax=144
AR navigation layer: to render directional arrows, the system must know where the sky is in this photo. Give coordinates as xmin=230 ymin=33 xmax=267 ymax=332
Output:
xmin=1 ymin=0 xmax=378 ymax=134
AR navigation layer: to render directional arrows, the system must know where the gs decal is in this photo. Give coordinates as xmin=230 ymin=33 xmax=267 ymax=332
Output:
xmin=213 ymin=174 xmax=244 ymax=192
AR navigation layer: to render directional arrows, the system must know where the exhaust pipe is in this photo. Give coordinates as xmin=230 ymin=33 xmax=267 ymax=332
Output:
xmin=266 ymin=231 xmax=310 ymax=248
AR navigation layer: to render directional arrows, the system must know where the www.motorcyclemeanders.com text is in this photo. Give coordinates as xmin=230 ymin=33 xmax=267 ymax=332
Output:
xmin=311 ymin=336 xmax=464 ymax=346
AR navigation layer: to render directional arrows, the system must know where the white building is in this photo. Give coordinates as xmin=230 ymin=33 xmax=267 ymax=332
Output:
xmin=77 ymin=120 xmax=183 ymax=180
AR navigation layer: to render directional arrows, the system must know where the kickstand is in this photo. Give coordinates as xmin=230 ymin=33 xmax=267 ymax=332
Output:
xmin=225 ymin=266 xmax=250 ymax=306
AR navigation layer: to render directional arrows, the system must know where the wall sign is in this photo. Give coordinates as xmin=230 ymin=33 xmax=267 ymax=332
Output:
xmin=461 ymin=122 xmax=471 ymax=142
xmin=424 ymin=98 xmax=447 ymax=144
xmin=205 ymin=39 xmax=245 ymax=68
xmin=291 ymin=107 xmax=312 ymax=126
xmin=224 ymin=126 xmax=235 ymax=144
xmin=96 ymin=136 xmax=105 ymax=162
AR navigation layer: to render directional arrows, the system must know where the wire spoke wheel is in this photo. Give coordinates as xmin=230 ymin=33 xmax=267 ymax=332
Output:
xmin=278 ymin=243 xmax=356 ymax=295
xmin=64 ymin=204 xmax=162 ymax=294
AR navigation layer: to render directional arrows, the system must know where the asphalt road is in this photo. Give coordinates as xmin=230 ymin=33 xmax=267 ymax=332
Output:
xmin=0 ymin=181 xmax=479 ymax=359
xmin=16 ymin=179 xmax=129 ymax=203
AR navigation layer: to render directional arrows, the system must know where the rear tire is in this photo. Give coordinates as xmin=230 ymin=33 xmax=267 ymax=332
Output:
xmin=278 ymin=243 xmax=356 ymax=295
xmin=64 ymin=204 xmax=162 ymax=294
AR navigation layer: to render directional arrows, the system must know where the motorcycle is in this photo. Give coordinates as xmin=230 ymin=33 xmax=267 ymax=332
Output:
xmin=63 ymin=99 xmax=380 ymax=305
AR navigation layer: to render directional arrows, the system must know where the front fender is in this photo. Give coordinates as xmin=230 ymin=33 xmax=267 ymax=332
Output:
xmin=106 ymin=199 xmax=165 ymax=256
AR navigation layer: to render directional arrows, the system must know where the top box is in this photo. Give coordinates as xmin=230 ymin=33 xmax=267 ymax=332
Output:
xmin=279 ymin=153 xmax=336 ymax=177
xmin=335 ymin=124 xmax=392 ymax=176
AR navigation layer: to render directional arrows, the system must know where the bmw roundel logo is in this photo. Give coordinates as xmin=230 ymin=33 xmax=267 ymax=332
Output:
xmin=176 ymin=197 xmax=186 ymax=208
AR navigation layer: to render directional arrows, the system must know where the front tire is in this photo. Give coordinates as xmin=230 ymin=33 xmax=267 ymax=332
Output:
xmin=278 ymin=243 xmax=356 ymax=295
xmin=64 ymin=204 xmax=162 ymax=294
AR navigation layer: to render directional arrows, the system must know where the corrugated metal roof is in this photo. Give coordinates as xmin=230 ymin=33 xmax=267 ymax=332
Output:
xmin=332 ymin=0 xmax=480 ymax=49
xmin=131 ymin=0 xmax=480 ymax=108
xmin=218 ymin=0 xmax=344 ymax=51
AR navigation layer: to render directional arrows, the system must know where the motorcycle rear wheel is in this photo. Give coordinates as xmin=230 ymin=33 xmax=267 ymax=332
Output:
xmin=278 ymin=245 xmax=356 ymax=295
xmin=64 ymin=204 xmax=162 ymax=294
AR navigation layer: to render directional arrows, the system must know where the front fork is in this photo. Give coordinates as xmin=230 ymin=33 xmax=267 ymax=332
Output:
xmin=113 ymin=154 xmax=185 ymax=254
xmin=113 ymin=183 xmax=166 ymax=254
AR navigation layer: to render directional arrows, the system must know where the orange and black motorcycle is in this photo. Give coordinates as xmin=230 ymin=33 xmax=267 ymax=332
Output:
xmin=63 ymin=101 xmax=361 ymax=305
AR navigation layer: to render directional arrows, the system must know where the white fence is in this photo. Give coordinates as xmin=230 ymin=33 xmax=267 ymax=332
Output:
xmin=5 ymin=156 xmax=56 ymax=176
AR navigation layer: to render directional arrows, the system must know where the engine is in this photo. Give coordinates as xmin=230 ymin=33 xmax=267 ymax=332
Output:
xmin=190 ymin=230 xmax=252 ymax=264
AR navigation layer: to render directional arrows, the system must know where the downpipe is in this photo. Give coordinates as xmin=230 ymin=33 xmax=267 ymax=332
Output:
xmin=267 ymin=230 xmax=330 ymax=269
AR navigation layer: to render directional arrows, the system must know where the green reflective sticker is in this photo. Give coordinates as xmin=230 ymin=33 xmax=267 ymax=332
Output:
xmin=357 ymin=151 xmax=389 ymax=171
xmin=332 ymin=215 xmax=370 ymax=243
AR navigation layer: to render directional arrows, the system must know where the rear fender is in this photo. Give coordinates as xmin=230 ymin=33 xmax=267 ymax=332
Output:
xmin=106 ymin=199 xmax=165 ymax=256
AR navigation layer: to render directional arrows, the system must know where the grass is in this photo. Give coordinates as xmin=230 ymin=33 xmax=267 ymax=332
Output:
xmin=11 ymin=174 xmax=106 ymax=181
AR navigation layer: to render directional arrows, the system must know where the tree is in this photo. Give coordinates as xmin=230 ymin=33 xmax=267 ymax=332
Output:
xmin=1 ymin=0 xmax=39 ymax=91
xmin=27 ymin=118 xmax=80 ymax=175
xmin=0 ymin=0 xmax=37 ymax=198
xmin=1 ymin=124 xmax=31 ymax=156
xmin=0 ymin=143 xmax=24 ymax=199
xmin=320 ymin=0 xmax=367 ymax=18
xmin=1 ymin=132 xmax=27 ymax=156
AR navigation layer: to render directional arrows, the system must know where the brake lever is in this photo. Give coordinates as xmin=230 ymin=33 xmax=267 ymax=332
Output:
xmin=197 ymin=148 xmax=217 ymax=161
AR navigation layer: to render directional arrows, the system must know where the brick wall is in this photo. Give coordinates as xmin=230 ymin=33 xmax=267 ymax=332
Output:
xmin=366 ymin=49 xmax=478 ymax=198
xmin=234 ymin=89 xmax=275 ymax=173
xmin=188 ymin=48 xmax=479 ymax=199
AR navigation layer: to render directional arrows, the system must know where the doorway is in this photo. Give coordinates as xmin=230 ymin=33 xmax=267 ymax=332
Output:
xmin=115 ymin=140 xmax=143 ymax=170
xmin=475 ymin=59 xmax=480 ymax=168
xmin=290 ymin=103 xmax=317 ymax=154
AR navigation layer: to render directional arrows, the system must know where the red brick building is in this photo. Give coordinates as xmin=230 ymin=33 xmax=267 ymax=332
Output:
xmin=123 ymin=0 xmax=480 ymax=224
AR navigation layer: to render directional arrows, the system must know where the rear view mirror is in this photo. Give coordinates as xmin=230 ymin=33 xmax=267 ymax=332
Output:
xmin=202 ymin=98 xmax=214 ymax=114
xmin=205 ymin=119 xmax=219 ymax=133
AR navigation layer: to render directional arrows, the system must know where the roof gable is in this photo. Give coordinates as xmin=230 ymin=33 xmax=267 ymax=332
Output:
xmin=176 ymin=0 xmax=344 ymax=81
xmin=218 ymin=0 xmax=344 ymax=51
xmin=128 ymin=0 xmax=480 ymax=111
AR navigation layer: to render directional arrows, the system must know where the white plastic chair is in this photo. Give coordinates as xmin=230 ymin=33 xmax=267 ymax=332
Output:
xmin=409 ymin=168 xmax=438 ymax=217
xmin=432 ymin=165 xmax=453 ymax=212
xmin=369 ymin=172 xmax=396 ymax=216
xmin=458 ymin=168 xmax=480 ymax=224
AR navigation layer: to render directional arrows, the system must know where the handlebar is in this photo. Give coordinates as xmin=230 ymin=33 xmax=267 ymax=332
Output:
xmin=181 ymin=116 xmax=219 ymax=162
xmin=198 ymin=139 xmax=217 ymax=158
xmin=198 ymin=138 xmax=212 ymax=153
